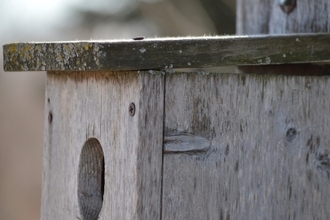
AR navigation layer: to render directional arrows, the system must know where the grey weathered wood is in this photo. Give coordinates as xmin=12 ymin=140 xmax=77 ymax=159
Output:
xmin=42 ymin=71 xmax=164 ymax=219
xmin=163 ymin=72 xmax=330 ymax=219
xmin=236 ymin=0 xmax=330 ymax=75
xmin=164 ymin=132 xmax=210 ymax=153
xmin=3 ymin=34 xmax=330 ymax=72
xmin=5 ymin=1 xmax=330 ymax=219
xmin=238 ymin=63 xmax=330 ymax=75
xmin=237 ymin=0 xmax=330 ymax=35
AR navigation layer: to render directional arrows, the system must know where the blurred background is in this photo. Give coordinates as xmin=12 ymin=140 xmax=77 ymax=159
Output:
xmin=0 ymin=0 xmax=235 ymax=219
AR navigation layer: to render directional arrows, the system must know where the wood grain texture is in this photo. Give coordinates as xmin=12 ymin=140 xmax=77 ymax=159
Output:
xmin=238 ymin=63 xmax=330 ymax=75
xmin=3 ymin=34 xmax=330 ymax=72
xmin=163 ymin=72 xmax=330 ymax=219
xmin=42 ymin=71 xmax=164 ymax=219
xmin=237 ymin=0 xmax=330 ymax=35
xmin=164 ymin=132 xmax=211 ymax=153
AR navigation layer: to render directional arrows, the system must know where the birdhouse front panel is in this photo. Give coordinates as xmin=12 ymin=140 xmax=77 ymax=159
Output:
xmin=43 ymin=71 xmax=164 ymax=219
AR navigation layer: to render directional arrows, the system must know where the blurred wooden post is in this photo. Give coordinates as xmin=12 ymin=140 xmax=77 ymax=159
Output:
xmin=3 ymin=1 xmax=330 ymax=218
xmin=237 ymin=0 xmax=330 ymax=35
xmin=237 ymin=0 xmax=330 ymax=75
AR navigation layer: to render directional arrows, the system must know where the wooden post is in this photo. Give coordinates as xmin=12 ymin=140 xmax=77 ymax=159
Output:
xmin=3 ymin=5 xmax=330 ymax=219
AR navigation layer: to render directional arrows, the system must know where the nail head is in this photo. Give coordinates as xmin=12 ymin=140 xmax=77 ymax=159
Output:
xmin=133 ymin=36 xmax=145 ymax=41
xmin=48 ymin=112 xmax=53 ymax=123
xmin=286 ymin=128 xmax=297 ymax=142
xmin=129 ymin=103 xmax=136 ymax=116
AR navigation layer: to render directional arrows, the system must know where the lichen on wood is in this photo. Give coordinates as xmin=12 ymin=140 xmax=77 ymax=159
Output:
xmin=3 ymin=34 xmax=330 ymax=72
xmin=3 ymin=42 xmax=106 ymax=71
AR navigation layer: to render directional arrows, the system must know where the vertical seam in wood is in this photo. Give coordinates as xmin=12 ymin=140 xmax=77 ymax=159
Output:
xmin=160 ymin=73 xmax=166 ymax=220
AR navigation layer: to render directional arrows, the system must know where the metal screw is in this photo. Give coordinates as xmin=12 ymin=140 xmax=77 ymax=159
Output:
xmin=279 ymin=0 xmax=296 ymax=14
xmin=129 ymin=103 xmax=136 ymax=116
xmin=48 ymin=112 xmax=53 ymax=123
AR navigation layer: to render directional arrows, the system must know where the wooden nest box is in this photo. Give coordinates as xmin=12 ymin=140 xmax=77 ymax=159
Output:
xmin=3 ymin=1 xmax=330 ymax=219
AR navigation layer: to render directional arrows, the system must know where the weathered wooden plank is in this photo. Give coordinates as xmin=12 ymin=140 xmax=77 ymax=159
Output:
xmin=42 ymin=71 xmax=164 ymax=219
xmin=163 ymin=72 xmax=330 ymax=219
xmin=3 ymin=34 xmax=330 ymax=72
xmin=238 ymin=63 xmax=330 ymax=75
xmin=237 ymin=0 xmax=330 ymax=35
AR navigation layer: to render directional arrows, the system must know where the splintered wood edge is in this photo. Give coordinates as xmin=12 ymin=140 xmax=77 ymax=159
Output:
xmin=3 ymin=34 xmax=330 ymax=72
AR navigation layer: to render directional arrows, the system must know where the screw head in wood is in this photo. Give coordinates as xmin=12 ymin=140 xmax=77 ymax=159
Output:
xmin=48 ymin=112 xmax=53 ymax=123
xmin=279 ymin=0 xmax=296 ymax=14
xmin=286 ymin=128 xmax=297 ymax=142
xmin=129 ymin=103 xmax=136 ymax=116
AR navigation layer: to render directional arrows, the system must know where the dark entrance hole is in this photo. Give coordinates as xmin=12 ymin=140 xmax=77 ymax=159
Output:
xmin=78 ymin=138 xmax=105 ymax=220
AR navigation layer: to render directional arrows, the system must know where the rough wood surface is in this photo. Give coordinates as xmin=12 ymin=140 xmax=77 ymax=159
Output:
xmin=237 ymin=0 xmax=330 ymax=35
xmin=42 ymin=71 xmax=164 ymax=219
xmin=163 ymin=72 xmax=330 ymax=219
xmin=164 ymin=132 xmax=211 ymax=153
xmin=3 ymin=34 xmax=330 ymax=72
xmin=238 ymin=63 xmax=330 ymax=75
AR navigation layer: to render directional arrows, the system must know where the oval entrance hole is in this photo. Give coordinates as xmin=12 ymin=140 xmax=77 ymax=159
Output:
xmin=78 ymin=138 xmax=105 ymax=220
